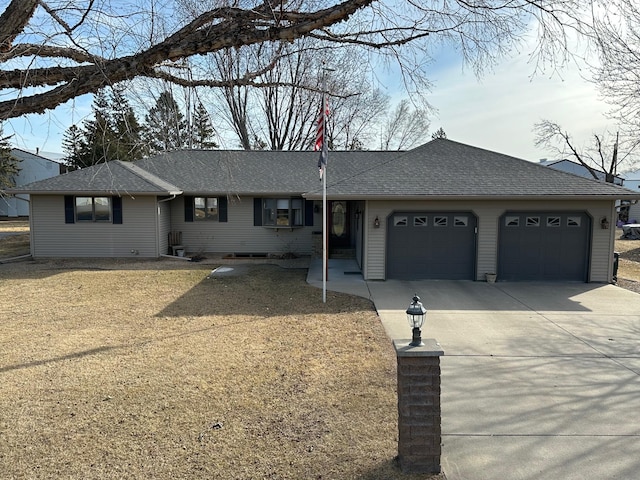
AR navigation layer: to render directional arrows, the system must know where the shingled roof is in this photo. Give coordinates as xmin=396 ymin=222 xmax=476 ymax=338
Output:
xmin=10 ymin=139 xmax=640 ymax=200
xmin=134 ymin=150 xmax=394 ymax=195
xmin=305 ymin=139 xmax=640 ymax=200
xmin=9 ymin=160 xmax=182 ymax=196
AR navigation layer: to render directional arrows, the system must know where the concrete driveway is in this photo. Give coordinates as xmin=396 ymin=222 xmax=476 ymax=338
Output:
xmin=307 ymin=263 xmax=640 ymax=479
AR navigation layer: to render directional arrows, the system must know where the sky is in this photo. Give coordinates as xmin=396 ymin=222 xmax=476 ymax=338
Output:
xmin=4 ymin=38 xmax=613 ymax=164
xmin=425 ymin=49 xmax=613 ymax=163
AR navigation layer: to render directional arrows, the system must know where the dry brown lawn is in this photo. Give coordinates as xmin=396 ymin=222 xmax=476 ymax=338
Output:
xmin=0 ymin=219 xmax=30 ymax=259
xmin=0 ymin=257 xmax=442 ymax=480
xmin=2 ymin=223 xmax=640 ymax=479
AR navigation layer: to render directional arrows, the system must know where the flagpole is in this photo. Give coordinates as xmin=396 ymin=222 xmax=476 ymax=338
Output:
xmin=316 ymin=64 xmax=332 ymax=303
xmin=322 ymin=143 xmax=327 ymax=303
xmin=321 ymin=75 xmax=328 ymax=304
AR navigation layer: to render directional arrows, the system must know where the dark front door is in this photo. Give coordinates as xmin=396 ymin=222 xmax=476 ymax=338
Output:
xmin=329 ymin=201 xmax=350 ymax=248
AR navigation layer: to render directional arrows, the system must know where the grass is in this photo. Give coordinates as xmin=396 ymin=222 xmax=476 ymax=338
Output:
xmin=0 ymin=259 xmax=442 ymax=479
xmin=2 ymin=224 xmax=640 ymax=479
xmin=0 ymin=219 xmax=30 ymax=259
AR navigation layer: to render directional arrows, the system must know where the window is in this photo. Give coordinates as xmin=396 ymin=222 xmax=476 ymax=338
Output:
xmin=75 ymin=196 xmax=111 ymax=222
xmin=413 ymin=216 xmax=428 ymax=227
xmin=65 ymin=196 xmax=121 ymax=224
xmin=567 ymin=216 xmax=582 ymax=227
xmin=547 ymin=216 xmax=561 ymax=227
xmin=184 ymin=196 xmax=227 ymax=223
xmin=434 ymin=216 xmax=448 ymax=227
xmin=394 ymin=216 xmax=408 ymax=227
xmin=263 ymin=198 xmax=303 ymax=227
xmin=194 ymin=197 xmax=219 ymax=221
xmin=505 ymin=216 xmax=519 ymax=227
xmin=526 ymin=216 xmax=540 ymax=227
xmin=454 ymin=216 xmax=468 ymax=227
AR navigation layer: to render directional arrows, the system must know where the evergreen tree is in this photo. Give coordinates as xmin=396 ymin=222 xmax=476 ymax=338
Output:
xmin=431 ymin=127 xmax=447 ymax=140
xmin=110 ymin=89 xmax=146 ymax=160
xmin=144 ymin=91 xmax=187 ymax=153
xmin=191 ymin=102 xmax=218 ymax=149
xmin=62 ymin=88 xmax=144 ymax=169
xmin=61 ymin=124 xmax=86 ymax=170
xmin=0 ymin=124 xmax=19 ymax=189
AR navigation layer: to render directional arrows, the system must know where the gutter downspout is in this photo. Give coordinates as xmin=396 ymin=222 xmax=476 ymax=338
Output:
xmin=156 ymin=194 xmax=179 ymax=258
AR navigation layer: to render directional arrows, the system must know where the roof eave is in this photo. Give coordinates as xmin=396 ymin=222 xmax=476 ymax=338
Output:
xmin=6 ymin=189 xmax=183 ymax=196
xmin=303 ymin=193 xmax=640 ymax=201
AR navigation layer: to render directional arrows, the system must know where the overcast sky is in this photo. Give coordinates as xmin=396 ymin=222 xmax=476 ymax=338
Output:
xmin=5 ymin=40 xmax=613 ymax=164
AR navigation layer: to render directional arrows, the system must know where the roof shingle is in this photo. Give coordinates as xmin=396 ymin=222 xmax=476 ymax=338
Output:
xmin=9 ymin=139 xmax=640 ymax=200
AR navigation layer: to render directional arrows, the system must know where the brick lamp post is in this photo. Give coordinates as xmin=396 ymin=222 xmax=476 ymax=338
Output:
xmin=393 ymin=294 xmax=444 ymax=474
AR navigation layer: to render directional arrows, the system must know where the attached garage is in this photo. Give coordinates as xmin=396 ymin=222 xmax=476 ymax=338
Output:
xmin=498 ymin=212 xmax=591 ymax=281
xmin=386 ymin=211 xmax=477 ymax=280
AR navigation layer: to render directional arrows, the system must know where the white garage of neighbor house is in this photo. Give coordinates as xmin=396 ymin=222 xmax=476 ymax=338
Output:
xmin=1 ymin=148 xmax=63 ymax=217
xmin=9 ymin=139 xmax=640 ymax=283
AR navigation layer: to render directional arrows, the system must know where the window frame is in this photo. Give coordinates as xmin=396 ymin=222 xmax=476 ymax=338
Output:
xmin=262 ymin=197 xmax=304 ymax=228
xmin=194 ymin=196 xmax=220 ymax=221
xmin=75 ymin=196 xmax=112 ymax=223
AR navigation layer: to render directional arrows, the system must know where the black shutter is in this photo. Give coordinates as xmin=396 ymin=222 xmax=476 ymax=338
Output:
xmin=219 ymin=197 xmax=228 ymax=223
xmin=64 ymin=195 xmax=75 ymax=224
xmin=112 ymin=196 xmax=123 ymax=224
xmin=253 ymin=198 xmax=262 ymax=226
xmin=304 ymin=200 xmax=314 ymax=227
xmin=184 ymin=195 xmax=194 ymax=222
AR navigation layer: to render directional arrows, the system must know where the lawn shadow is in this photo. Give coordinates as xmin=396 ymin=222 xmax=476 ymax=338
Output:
xmin=0 ymin=346 xmax=116 ymax=374
xmin=157 ymin=263 xmax=375 ymax=318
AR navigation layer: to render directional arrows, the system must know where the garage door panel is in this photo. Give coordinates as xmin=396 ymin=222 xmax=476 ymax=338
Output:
xmin=387 ymin=212 xmax=477 ymax=280
xmin=498 ymin=212 xmax=590 ymax=282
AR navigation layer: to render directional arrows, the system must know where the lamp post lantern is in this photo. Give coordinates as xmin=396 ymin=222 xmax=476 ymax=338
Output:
xmin=406 ymin=294 xmax=427 ymax=346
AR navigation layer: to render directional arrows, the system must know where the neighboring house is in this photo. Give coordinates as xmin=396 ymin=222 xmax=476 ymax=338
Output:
xmin=9 ymin=139 xmax=640 ymax=283
xmin=539 ymin=158 xmax=625 ymax=185
xmin=620 ymin=170 xmax=640 ymax=222
xmin=1 ymin=148 xmax=64 ymax=217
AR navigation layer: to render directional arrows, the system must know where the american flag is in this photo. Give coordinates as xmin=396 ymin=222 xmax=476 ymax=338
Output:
xmin=315 ymin=96 xmax=329 ymax=180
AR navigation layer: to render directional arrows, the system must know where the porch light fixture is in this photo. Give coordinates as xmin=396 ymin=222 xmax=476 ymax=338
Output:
xmin=601 ymin=217 xmax=610 ymax=230
xmin=374 ymin=216 xmax=380 ymax=228
xmin=406 ymin=294 xmax=427 ymax=347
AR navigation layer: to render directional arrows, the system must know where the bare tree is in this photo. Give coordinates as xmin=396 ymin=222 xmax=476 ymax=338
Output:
xmin=379 ymin=99 xmax=430 ymax=150
xmin=534 ymin=119 xmax=640 ymax=182
xmin=0 ymin=0 xmax=596 ymax=121
xmin=204 ymin=37 xmax=391 ymax=150
xmin=592 ymin=0 xmax=640 ymax=132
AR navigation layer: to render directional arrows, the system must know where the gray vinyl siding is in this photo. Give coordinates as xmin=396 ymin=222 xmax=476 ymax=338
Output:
xmin=30 ymin=195 xmax=159 ymax=257
xmin=628 ymin=202 xmax=640 ymax=224
xmin=158 ymin=200 xmax=171 ymax=255
xmin=169 ymin=196 xmax=314 ymax=256
xmin=364 ymin=199 xmax=615 ymax=283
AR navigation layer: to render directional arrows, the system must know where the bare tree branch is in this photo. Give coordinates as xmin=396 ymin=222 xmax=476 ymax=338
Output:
xmin=534 ymin=119 xmax=639 ymax=182
xmin=0 ymin=0 xmax=599 ymax=121
xmin=0 ymin=0 xmax=38 ymax=52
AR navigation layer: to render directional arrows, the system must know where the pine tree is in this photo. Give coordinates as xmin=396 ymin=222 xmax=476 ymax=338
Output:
xmin=62 ymin=88 xmax=144 ymax=169
xmin=110 ymin=89 xmax=146 ymax=160
xmin=61 ymin=124 xmax=86 ymax=170
xmin=431 ymin=127 xmax=447 ymax=140
xmin=144 ymin=91 xmax=187 ymax=154
xmin=0 ymin=124 xmax=20 ymax=189
xmin=192 ymin=102 xmax=218 ymax=149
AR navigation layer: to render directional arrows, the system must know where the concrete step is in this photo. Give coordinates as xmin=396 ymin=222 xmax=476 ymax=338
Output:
xmin=330 ymin=248 xmax=355 ymax=259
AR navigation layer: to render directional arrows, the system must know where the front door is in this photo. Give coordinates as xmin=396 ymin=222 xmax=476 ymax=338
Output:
xmin=329 ymin=201 xmax=350 ymax=248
